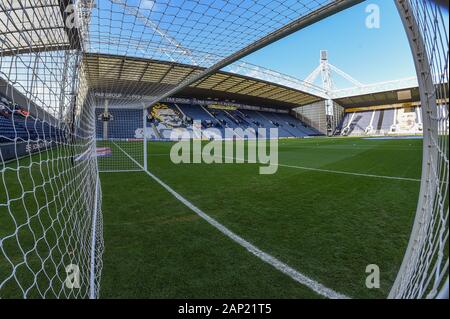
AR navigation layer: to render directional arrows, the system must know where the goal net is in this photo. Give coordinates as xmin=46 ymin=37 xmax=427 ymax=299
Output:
xmin=390 ymin=0 xmax=449 ymax=299
xmin=1 ymin=0 xmax=448 ymax=299
xmin=95 ymin=102 xmax=147 ymax=172
xmin=0 ymin=2 xmax=103 ymax=298
xmin=0 ymin=0 xmax=340 ymax=299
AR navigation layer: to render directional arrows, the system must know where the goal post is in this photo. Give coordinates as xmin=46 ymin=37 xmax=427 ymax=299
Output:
xmin=390 ymin=0 xmax=449 ymax=299
xmin=95 ymin=102 xmax=148 ymax=173
xmin=143 ymin=103 xmax=148 ymax=171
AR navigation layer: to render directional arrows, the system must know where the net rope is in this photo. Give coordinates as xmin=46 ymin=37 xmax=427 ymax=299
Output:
xmin=0 ymin=0 xmax=103 ymax=298
xmin=85 ymin=0 xmax=336 ymax=106
xmin=1 ymin=0 xmax=448 ymax=299
xmin=1 ymin=0 xmax=340 ymax=299
xmin=390 ymin=0 xmax=449 ymax=299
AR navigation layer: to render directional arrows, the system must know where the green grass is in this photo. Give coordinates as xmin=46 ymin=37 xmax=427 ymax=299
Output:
xmin=1 ymin=137 xmax=423 ymax=298
xmin=0 ymin=144 xmax=97 ymax=298
xmin=98 ymin=137 xmax=422 ymax=298
xmin=100 ymin=171 xmax=320 ymax=298
xmin=97 ymin=140 xmax=144 ymax=171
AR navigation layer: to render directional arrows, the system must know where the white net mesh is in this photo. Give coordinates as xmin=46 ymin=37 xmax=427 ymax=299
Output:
xmin=95 ymin=102 xmax=146 ymax=172
xmin=0 ymin=0 xmax=347 ymax=299
xmin=0 ymin=1 xmax=103 ymax=298
xmin=390 ymin=0 xmax=449 ymax=299
xmin=1 ymin=0 xmax=447 ymax=299
xmin=85 ymin=0 xmax=345 ymax=107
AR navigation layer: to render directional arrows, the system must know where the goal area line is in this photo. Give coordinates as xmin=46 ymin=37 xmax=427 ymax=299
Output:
xmin=98 ymin=170 xmax=143 ymax=173
xmin=110 ymin=141 xmax=350 ymax=299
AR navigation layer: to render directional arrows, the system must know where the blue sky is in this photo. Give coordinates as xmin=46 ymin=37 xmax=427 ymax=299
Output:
xmin=90 ymin=0 xmax=448 ymax=89
xmin=240 ymin=0 xmax=418 ymax=88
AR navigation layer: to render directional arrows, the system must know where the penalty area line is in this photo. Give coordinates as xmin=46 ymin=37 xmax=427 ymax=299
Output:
xmin=111 ymin=141 xmax=350 ymax=299
xmin=276 ymin=163 xmax=420 ymax=182
xmin=218 ymin=154 xmax=420 ymax=182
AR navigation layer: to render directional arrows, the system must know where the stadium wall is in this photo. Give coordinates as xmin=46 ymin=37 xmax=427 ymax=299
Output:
xmin=92 ymin=93 xmax=291 ymax=114
xmin=0 ymin=140 xmax=56 ymax=163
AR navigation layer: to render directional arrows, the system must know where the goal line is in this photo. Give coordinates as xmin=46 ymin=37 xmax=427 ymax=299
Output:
xmin=111 ymin=140 xmax=350 ymax=299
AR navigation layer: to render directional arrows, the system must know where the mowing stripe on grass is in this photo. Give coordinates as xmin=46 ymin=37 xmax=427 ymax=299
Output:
xmin=147 ymin=151 xmax=420 ymax=182
xmin=218 ymin=154 xmax=420 ymax=182
xmin=112 ymin=141 xmax=350 ymax=299
xmin=276 ymin=163 xmax=420 ymax=182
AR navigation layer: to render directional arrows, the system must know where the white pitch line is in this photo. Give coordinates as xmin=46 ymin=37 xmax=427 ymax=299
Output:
xmin=218 ymin=154 xmax=420 ymax=182
xmin=277 ymin=163 xmax=420 ymax=182
xmin=150 ymin=150 xmax=420 ymax=182
xmin=112 ymin=142 xmax=350 ymax=299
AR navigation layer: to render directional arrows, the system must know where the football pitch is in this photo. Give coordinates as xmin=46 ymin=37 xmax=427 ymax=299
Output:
xmin=98 ymin=137 xmax=422 ymax=299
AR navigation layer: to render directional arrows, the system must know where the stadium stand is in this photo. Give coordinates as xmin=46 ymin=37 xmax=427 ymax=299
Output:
xmin=210 ymin=109 xmax=239 ymax=128
xmin=95 ymin=108 xmax=143 ymax=139
xmin=104 ymin=101 xmax=446 ymax=140
xmin=340 ymin=110 xmax=373 ymax=136
xmin=177 ymin=104 xmax=215 ymax=123
xmin=0 ymin=95 xmax=62 ymax=144
xmin=337 ymin=106 xmax=425 ymax=136
xmin=95 ymin=103 xmax=321 ymax=140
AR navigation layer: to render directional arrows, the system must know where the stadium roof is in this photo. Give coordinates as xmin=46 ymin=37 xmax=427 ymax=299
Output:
xmin=0 ymin=0 xmax=81 ymax=56
xmin=83 ymin=53 xmax=323 ymax=109
xmin=334 ymin=86 xmax=421 ymax=108
xmin=1 ymin=0 xmax=363 ymax=110
xmin=85 ymin=0 xmax=363 ymax=106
